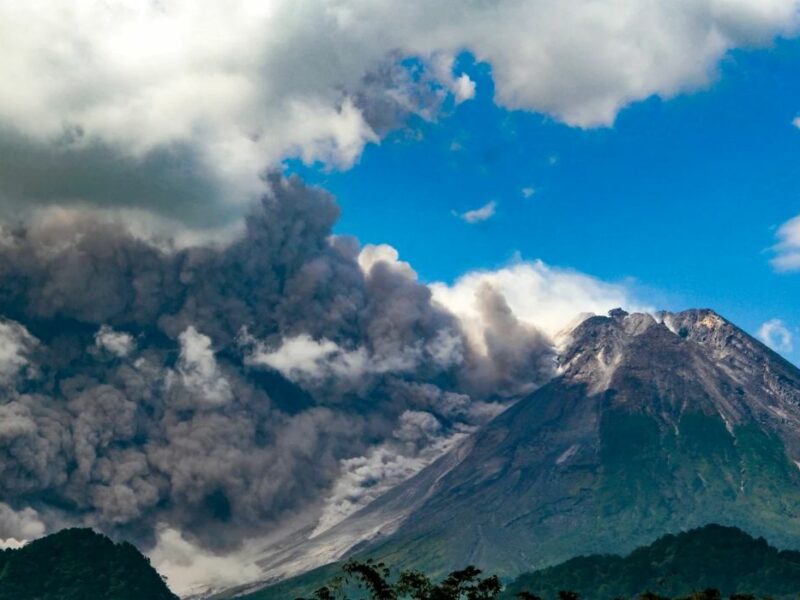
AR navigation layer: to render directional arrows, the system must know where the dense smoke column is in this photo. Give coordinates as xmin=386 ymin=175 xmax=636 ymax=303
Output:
xmin=0 ymin=175 xmax=555 ymax=553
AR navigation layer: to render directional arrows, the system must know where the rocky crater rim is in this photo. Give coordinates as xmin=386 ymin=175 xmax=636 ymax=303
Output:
xmin=556 ymin=307 xmax=748 ymax=386
xmin=566 ymin=307 xmax=730 ymax=345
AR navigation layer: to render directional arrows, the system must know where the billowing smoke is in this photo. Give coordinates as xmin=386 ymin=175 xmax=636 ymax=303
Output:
xmin=0 ymin=176 xmax=556 ymax=567
xmin=0 ymin=2 xmax=790 ymax=594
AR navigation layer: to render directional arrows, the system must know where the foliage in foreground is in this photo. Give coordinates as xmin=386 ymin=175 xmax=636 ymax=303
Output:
xmin=295 ymin=556 xmax=799 ymax=600
xmin=297 ymin=559 xmax=501 ymax=600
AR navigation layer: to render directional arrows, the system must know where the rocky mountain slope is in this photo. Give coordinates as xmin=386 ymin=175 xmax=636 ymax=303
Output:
xmin=359 ymin=309 xmax=800 ymax=576
xmin=242 ymin=308 xmax=800 ymax=597
xmin=358 ymin=310 xmax=800 ymax=575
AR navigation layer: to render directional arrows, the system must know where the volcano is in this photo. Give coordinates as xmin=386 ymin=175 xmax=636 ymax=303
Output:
xmin=244 ymin=308 xmax=800 ymax=597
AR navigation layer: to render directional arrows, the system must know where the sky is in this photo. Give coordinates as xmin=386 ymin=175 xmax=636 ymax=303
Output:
xmin=3 ymin=1 xmax=800 ymax=594
xmin=291 ymin=42 xmax=800 ymax=364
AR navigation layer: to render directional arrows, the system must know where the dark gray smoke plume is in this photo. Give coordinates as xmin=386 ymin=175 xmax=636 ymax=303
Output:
xmin=0 ymin=175 xmax=555 ymax=556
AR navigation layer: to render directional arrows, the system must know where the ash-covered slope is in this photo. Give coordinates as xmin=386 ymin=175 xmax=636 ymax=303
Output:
xmin=342 ymin=308 xmax=800 ymax=579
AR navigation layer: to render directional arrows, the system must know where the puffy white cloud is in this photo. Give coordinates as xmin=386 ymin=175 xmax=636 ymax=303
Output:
xmin=149 ymin=526 xmax=262 ymax=597
xmin=358 ymin=243 xmax=418 ymax=280
xmin=521 ymin=187 xmax=536 ymax=199
xmin=245 ymin=334 xmax=371 ymax=382
xmin=244 ymin=330 xmax=460 ymax=388
xmin=94 ymin=325 xmax=135 ymax=358
xmin=771 ymin=214 xmax=800 ymax=272
xmin=453 ymin=74 xmax=477 ymax=104
xmin=170 ymin=326 xmax=233 ymax=406
xmin=0 ymin=0 xmax=796 ymax=224
xmin=459 ymin=200 xmax=497 ymax=224
xmin=758 ymin=318 xmax=793 ymax=352
xmin=430 ymin=259 xmax=647 ymax=345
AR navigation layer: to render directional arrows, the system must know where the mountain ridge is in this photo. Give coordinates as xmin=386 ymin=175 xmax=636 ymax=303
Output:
xmin=0 ymin=528 xmax=178 ymax=599
xmin=501 ymin=523 xmax=800 ymax=600
xmin=237 ymin=308 xmax=800 ymax=596
xmin=358 ymin=308 xmax=800 ymax=576
xmin=245 ymin=524 xmax=800 ymax=600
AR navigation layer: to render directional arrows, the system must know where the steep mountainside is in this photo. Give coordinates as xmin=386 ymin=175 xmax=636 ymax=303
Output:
xmin=331 ymin=309 xmax=800 ymax=579
xmin=0 ymin=528 xmax=178 ymax=600
xmin=241 ymin=308 xmax=800 ymax=598
xmin=502 ymin=524 xmax=800 ymax=600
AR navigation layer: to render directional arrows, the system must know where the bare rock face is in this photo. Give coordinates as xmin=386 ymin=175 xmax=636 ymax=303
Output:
xmin=350 ymin=309 xmax=800 ymax=579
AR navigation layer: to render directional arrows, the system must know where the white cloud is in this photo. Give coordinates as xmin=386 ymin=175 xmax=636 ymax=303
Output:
xmin=358 ymin=243 xmax=418 ymax=280
xmin=793 ymin=116 xmax=800 ymax=128
xmin=243 ymin=330 xmax=459 ymax=387
xmin=758 ymin=318 xmax=793 ymax=352
xmin=521 ymin=187 xmax=536 ymax=199
xmin=430 ymin=259 xmax=647 ymax=347
xmin=459 ymin=200 xmax=497 ymax=224
xmin=453 ymin=74 xmax=477 ymax=104
xmin=94 ymin=325 xmax=135 ymax=358
xmin=170 ymin=326 xmax=233 ymax=406
xmin=246 ymin=334 xmax=371 ymax=383
xmin=0 ymin=0 xmax=796 ymax=224
xmin=149 ymin=526 xmax=262 ymax=597
xmin=771 ymin=214 xmax=800 ymax=272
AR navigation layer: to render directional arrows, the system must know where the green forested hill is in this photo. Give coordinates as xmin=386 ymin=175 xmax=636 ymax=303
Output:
xmin=242 ymin=525 xmax=800 ymax=600
xmin=0 ymin=528 xmax=178 ymax=600
xmin=502 ymin=524 xmax=800 ymax=600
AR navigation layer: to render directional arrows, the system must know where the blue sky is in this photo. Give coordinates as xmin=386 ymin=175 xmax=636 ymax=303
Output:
xmin=290 ymin=41 xmax=800 ymax=364
xmin=4 ymin=2 xmax=799 ymax=367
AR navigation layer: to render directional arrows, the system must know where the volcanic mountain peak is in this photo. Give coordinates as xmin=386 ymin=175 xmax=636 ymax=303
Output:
xmin=557 ymin=309 xmax=724 ymax=400
xmin=558 ymin=307 xmax=800 ymax=431
xmin=327 ymin=307 xmax=800 ymax=581
xmin=561 ymin=308 xmax=723 ymax=370
xmin=243 ymin=308 xmax=800 ymax=595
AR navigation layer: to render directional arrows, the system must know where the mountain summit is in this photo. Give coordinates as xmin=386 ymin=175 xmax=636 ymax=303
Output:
xmin=243 ymin=308 xmax=800 ymax=597
xmin=326 ymin=308 xmax=800 ymax=579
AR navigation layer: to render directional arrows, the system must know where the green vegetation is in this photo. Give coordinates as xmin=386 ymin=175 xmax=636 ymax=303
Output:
xmin=0 ymin=528 xmax=178 ymax=600
xmin=503 ymin=524 xmax=800 ymax=600
xmin=295 ymin=559 xmax=501 ymax=600
xmin=8 ymin=522 xmax=797 ymax=600
xmin=255 ymin=525 xmax=800 ymax=600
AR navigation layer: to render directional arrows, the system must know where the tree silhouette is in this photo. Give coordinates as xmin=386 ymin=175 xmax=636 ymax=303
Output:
xmin=297 ymin=560 xmax=501 ymax=600
xmin=296 ymin=559 xmax=771 ymax=600
xmin=343 ymin=559 xmax=397 ymax=600
xmin=639 ymin=593 xmax=670 ymax=600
